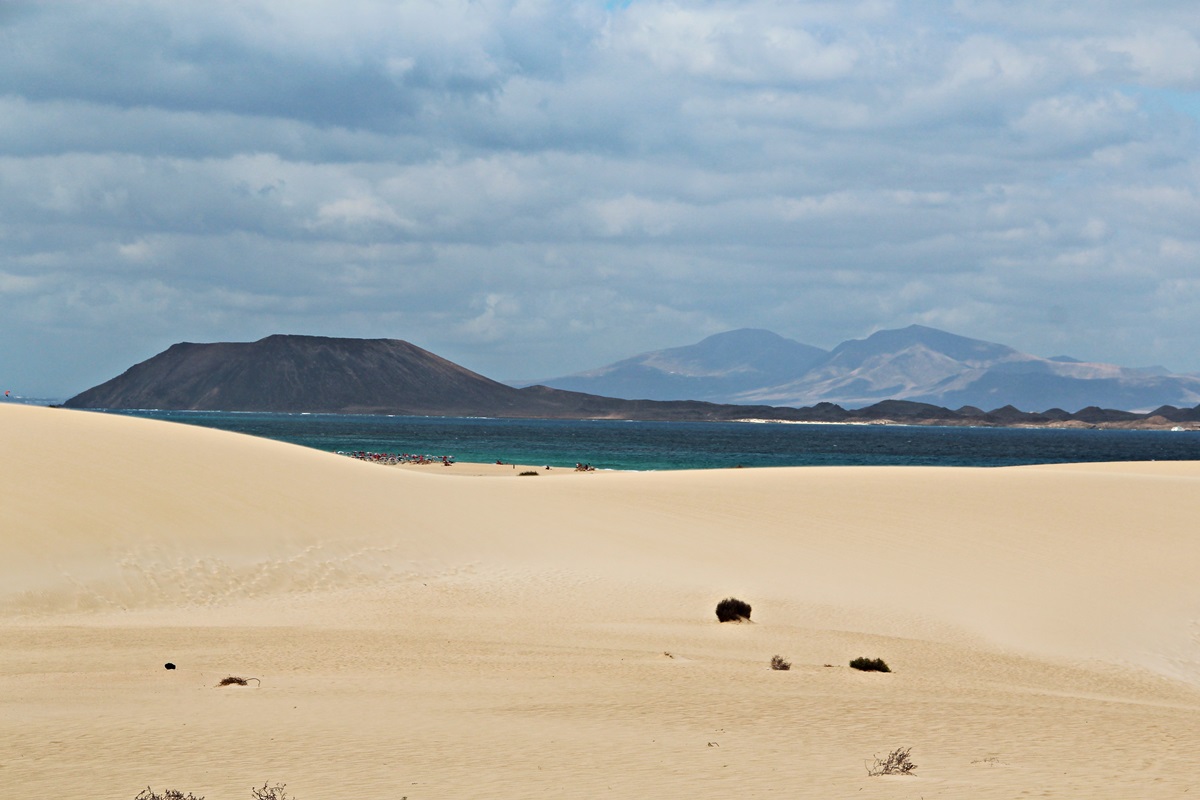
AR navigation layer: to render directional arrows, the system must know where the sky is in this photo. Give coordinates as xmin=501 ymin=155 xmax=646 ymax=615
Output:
xmin=2 ymin=0 xmax=1200 ymax=397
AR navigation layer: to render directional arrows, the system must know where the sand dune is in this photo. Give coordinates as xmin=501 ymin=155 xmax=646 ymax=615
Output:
xmin=3 ymin=403 xmax=1199 ymax=798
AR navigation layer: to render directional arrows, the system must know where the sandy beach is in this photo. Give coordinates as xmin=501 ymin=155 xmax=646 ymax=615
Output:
xmin=3 ymin=403 xmax=1200 ymax=798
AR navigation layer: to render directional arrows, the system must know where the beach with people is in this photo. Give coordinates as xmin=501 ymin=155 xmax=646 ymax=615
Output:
xmin=4 ymin=401 xmax=1200 ymax=799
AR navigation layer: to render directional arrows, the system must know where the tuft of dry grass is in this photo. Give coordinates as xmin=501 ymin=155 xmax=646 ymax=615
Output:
xmin=134 ymin=782 xmax=306 ymax=799
xmin=217 ymin=675 xmax=261 ymax=687
xmin=866 ymin=746 xmax=917 ymax=776
xmin=134 ymin=789 xmax=204 ymax=800
xmin=770 ymin=655 xmax=791 ymax=670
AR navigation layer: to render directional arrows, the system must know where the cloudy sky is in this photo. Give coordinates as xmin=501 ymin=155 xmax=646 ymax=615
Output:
xmin=3 ymin=0 xmax=1199 ymax=397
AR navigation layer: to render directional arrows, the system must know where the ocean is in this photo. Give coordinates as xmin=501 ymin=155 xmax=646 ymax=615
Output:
xmin=94 ymin=409 xmax=1200 ymax=471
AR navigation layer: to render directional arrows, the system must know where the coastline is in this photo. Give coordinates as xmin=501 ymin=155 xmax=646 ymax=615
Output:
xmin=735 ymin=415 xmax=1200 ymax=430
xmin=4 ymin=403 xmax=1200 ymax=798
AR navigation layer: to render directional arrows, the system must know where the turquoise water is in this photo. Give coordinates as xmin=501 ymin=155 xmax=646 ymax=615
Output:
xmin=94 ymin=410 xmax=1200 ymax=471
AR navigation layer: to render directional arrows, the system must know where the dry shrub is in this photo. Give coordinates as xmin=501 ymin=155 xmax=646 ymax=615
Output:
xmin=770 ymin=655 xmax=791 ymax=671
xmin=134 ymin=782 xmax=305 ymax=799
xmin=866 ymin=746 xmax=917 ymax=776
xmin=518 ymin=470 xmax=539 ymax=476
xmin=135 ymin=789 xmax=204 ymax=800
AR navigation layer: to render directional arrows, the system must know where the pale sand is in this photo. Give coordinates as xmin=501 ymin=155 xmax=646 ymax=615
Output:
xmin=3 ymin=403 xmax=1200 ymax=798
xmin=394 ymin=460 xmax=588 ymax=476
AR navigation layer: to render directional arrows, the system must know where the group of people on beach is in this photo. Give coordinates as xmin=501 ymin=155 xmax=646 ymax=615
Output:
xmin=338 ymin=450 xmax=455 ymax=466
xmin=339 ymin=450 xmax=600 ymax=471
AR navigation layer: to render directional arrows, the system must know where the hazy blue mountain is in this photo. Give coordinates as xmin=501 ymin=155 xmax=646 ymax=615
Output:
xmin=532 ymin=328 xmax=829 ymax=402
xmin=544 ymin=324 xmax=1200 ymax=412
xmin=737 ymin=325 xmax=1200 ymax=411
xmin=738 ymin=325 xmax=1025 ymax=407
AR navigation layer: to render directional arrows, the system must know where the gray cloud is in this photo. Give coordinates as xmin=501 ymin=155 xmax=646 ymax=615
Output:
xmin=2 ymin=0 xmax=1199 ymax=396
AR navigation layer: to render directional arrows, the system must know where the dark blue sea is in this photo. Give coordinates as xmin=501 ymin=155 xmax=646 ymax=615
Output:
xmin=96 ymin=410 xmax=1200 ymax=471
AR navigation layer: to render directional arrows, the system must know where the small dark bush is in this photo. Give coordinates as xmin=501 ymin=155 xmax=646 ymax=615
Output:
xmin=518 ymin=470 xmax=539 ymax=476
xmin=770 ymin=655 xmax=791 ymax=671
xmin=849 ymin=657 xmax=890 ymax=673
xmin=715 ymin=597 xmax=751 ymax=622
xmin=135 ymin=789 xmax=203 ymax=800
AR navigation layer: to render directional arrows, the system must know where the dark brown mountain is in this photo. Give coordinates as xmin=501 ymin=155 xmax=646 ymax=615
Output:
xmin=62 ymin=334 xmax=1200 ymax=429
xmin=65 ymin=335 xmax=528 ymax=416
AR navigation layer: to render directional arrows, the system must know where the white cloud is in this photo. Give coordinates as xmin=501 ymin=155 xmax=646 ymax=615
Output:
xmin=312 ymin=196 xmax=412 ymax=234
xmin=1105 ymin=28 xmax=1200 ymax=86
xmin=1011 ymin=91 xmax=1142 ymax=152
xmin=610 ymin=3 xmax=861 ymax=83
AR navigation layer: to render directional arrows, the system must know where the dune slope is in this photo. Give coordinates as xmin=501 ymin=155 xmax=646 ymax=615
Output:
xmin=2 ymin=404 xmax=1199 ymax=798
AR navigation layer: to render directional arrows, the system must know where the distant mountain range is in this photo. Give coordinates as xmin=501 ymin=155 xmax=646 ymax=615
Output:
xmin=61 ymin=333 xmax=1200 ymax=429
xmin=61 ymin=334 xmax=834 ymax=421
xmin=532 ymin=325 xmax=1200 ymax=413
